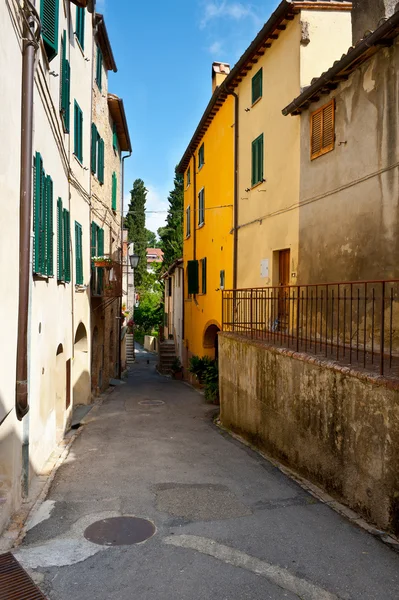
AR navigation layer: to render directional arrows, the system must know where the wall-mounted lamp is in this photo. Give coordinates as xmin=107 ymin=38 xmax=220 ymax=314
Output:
xmin=129 ymin=252 xmax=140 ymax=269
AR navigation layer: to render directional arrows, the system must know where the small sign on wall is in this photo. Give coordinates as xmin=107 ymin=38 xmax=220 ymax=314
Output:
xmin=260 ymin=259 xmax=269 ymax=278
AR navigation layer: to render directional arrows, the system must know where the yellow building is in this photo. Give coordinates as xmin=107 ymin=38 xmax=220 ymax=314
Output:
xmin=177 ymin=63 xmax=234 ymax=365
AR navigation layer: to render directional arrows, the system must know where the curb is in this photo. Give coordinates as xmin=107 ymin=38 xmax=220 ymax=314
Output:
xmin=0 ymin=388 xmax=114 ymax=552
xmin=215 ymin=418 xmax=399 ymax=554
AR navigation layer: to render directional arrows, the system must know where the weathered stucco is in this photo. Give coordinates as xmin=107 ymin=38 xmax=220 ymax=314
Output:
xmin=219 ymin=332 xmax=399 ymax=534
xmin=298 ymin=37 xmax=399 ymax=283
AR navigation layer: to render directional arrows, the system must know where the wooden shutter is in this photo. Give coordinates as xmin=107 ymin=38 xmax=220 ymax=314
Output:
xmin=97 ymin=228 xmax=104 ymax=293
xmin=63 ymin=210 xmax=71 ymax=282
xmin=220 ymin=270 xmax=225 ymax=290
xmin=252 ymin=68 xmax=263 ymax=104
xmin=113 ymin=123 xmax=118 ymax=151
xmin=57 ymin=198 xmax=64 ymax=280
xmin=46 ymin=176 xmax=54 ymax=276
xmin=251 ymin=134 xmax=263 ymax=186
xmin=198 ymin=189 xmax=204 ymax=225
xmin=310 ymin=99 xmax=335 ymax=160
xmin=76 ymin=7 xmax=85 ymax=50
xmin=186 ymin=206 xmax=191 ymax=237
xmin=41 ymin=0 xmax=59 ymax=62
xmin=61 ymin=57 xmax=71 ymax=133
xmin=198 ymin=144 xmax=204 ymax=168
xmin=201 ymin=257 xmax=207 ymax=294
xmin=96 ymin=46 xmax=103 ymax=90
xmin=74 ymin=102 xmax=83 ymax=162
xmin=91 ymin=221 xmax=97 ymax=257
xmin=112 ymin=172 xmax=117 ymax=211
xmin=75 ymin=222 xmax=83 ymax=285
xmin=98 ymin=138 xmax=104 ymax=183
xmin=187 ymin=260 xmax=199 ymax=295
xmin=91 ymin=123 xmax=97 ymax=174
xmin=33 ymin=153 xmax=42 ymax=274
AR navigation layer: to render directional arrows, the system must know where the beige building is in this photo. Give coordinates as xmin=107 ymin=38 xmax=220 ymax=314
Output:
xmin=283 ymin=2 xmax=399 ymax=283
xmin=162 ymin=259 xmax=184 ymax=361
xmin=90 ymin=15 xmax=131 ymax=392
xmin=0 ymin=1 xmax=131 ymax=535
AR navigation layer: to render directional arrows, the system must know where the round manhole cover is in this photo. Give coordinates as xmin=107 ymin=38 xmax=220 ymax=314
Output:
xmin=84 ymin=517 xmax=155 ymax=546
xmin=138 ymin=400 xmax=165 ymax=406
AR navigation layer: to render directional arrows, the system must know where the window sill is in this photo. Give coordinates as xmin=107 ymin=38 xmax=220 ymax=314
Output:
xmin=251 ymin=96 xmax=262 ymax=108
xmin=73 ymin=154 xmax=84 ymax=168
xmin=251 ymin=180 xmax=265 ymax=190
xmin=74 ymin=34 xmax=85 ymax=57
xmin=198 ymin=164 xmax=205 ymax=172
xmin=185 ymin=184 xmax=191 ymax=191
xmin=33 ymin=273 xmax=50 ymax=281
xmin=186 ymin=234 xmax=191 ymax=239
xmin=197 ymin=222 xmax=205 ymax=229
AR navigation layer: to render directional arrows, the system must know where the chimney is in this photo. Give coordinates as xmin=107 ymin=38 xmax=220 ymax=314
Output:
xmin=212 ymin=62 xmax=230 ymax=94
xmin=352 ymin=0 xmax=398 ymax=44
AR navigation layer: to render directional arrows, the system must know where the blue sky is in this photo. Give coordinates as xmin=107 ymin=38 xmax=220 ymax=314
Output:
xmin=99 ymin=0 xmax=279 ymax=233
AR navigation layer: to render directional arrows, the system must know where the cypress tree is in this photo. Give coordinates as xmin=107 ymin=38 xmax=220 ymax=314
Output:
xmin=125 ymin=179 xmax=148 ymax=289
xmin=158 ymin=170 xmax=183 ymax=269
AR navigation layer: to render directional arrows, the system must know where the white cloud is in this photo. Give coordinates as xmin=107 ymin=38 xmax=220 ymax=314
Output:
xmin=200 ymin=1 xmax=260 ymax=28
xmin=209 ymin=40 xmax=223 ymax=55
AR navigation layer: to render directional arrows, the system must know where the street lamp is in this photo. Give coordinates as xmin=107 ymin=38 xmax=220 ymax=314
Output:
xmin=129 ymin=253 xmax=139 ymax=269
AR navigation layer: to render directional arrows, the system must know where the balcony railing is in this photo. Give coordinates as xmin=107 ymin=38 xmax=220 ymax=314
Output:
xmin=222 ymin=280 xmax=399 ymax=378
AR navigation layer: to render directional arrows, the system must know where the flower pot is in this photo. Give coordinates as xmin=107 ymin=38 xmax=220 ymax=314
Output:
xmin=93 ymin=259 xmax=112 ymax=268
xmin=173 ymin=371 xmax=183 ymax=380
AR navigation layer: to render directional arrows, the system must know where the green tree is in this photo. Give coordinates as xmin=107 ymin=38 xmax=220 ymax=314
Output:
xmin=158 ymin=170 xmax=183 ymax=268
xmin=125 ymin=179 xmax=148 ymax=288
xmin=145 ymin=229 xmax=157 ymax=248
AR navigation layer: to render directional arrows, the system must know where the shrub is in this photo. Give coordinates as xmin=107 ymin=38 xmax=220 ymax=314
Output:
xmin=188 ymin=355 xmax=213 ymax=383
xmin=189 ymin=355 xmax=219 ymax=403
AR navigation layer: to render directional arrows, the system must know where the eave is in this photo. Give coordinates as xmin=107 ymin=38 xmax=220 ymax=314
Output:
xmin=70 ymin=0 xmax=88 ymax=7
xmin=282 ymin=10 xmax=399 ymax=116
xmin=95 ymin=13 xmax=117 ymax=72
xmin=108 ymin=94 xmax=132 ymax=152
xmin=177 ymin=0 xmax=352 ymax=173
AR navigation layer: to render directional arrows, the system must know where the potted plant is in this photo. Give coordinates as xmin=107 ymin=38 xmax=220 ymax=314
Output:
xmin=171 ymin=357 xmax=183 ymax=380
xmin=127 ymin=319 xmax=135 ymax=334
xmin=92 ymin=256 xmax=113 ymax=268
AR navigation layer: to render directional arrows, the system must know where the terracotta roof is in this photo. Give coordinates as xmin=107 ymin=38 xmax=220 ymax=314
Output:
xmin=95 ymin=14 xmax=117 ymax=72
xmin=108 ymin=95 xmax=132 ymax=152
xmin=177 ymin=0 xmax=352 ymax=174
xmin=146 ymin=248 xmax=164 ymax=263
xmin=283 ymin=9 xmax=399 ymax=115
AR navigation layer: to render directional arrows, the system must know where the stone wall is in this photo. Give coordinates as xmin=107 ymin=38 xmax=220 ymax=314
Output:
xmin=219 ymin=332 xmax=399 ymax=535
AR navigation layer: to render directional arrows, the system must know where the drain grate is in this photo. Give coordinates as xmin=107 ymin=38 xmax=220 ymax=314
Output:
xmin=84 ymin=516 xmax=155 ymax=546
xmin=0 ymin=552 xmax=47 ymax=599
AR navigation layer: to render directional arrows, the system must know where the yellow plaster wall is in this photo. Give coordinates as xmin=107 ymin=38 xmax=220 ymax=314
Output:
xmin=183 ymin=96 xmax=234 ymax=360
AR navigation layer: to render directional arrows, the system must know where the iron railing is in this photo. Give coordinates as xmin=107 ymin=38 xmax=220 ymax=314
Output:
xmin=222 ymin=280 xmax=399 ymax=378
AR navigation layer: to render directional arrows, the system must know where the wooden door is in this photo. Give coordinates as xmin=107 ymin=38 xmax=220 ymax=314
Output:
xmin=278 ymin=250 xmax=290 ymax=329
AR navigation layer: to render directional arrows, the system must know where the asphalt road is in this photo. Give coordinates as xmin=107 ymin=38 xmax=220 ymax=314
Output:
xmin=16 ymin=346 xmax=399 ymax=599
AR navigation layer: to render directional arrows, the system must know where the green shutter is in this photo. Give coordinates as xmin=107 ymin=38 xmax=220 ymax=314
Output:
xmin=46 ymin=176 xmax=54 ymax=276
xmin=74 ymin=101 xmax=83 ymax=162
xmin=57 ymin=198 xmax=64 ymax=280
xmin=251 ymin=134 xmax=264 ymax=186
xmin=252 ymin=68 xmax=263 ymax=104
xmin=198 ymin=144 xmax=204 ymax=168
xmin=187 ymin=260 xmax=199 ymax=295
xmin=91 ymin=123 xmax=97 ymax=174
xmin=60 ymin=32 xmax=71 ymax=132
xmin=63 ymin=210 xmax=71 ymax=282
xmin=98 ymin=138 xmax=104 ymax=184
xmin=76 ymin=7 xmax=85 ymax=50
xmin=41 ymin=0 xmax=59 ymax=62
xmin=75 ymin=221 xmax=83 ymax=285
xmin=33 ymin=153 xmax=43 ymax=274
xmin=96 ymin=46 xmax=103 ymax=90
xmin=202 ymin=257 xmax=207 ymax=294
xmin=113 ymin=123 xmax=118 ymax=151
xmin=97 ymin=228 xmax=104 ymax=293
xmin=112 ymin=172 xmax=117 ymax=211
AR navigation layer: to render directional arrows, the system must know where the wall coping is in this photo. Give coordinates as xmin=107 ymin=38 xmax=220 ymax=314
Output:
xmin=220 ymin=332 xmax=399 ymax=392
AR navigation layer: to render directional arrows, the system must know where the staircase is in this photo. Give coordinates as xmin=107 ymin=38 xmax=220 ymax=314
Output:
xmin=158 ymin=340 xmax=177 ymax=374
xmin=126 ymin=333 xmax=135 ymax=365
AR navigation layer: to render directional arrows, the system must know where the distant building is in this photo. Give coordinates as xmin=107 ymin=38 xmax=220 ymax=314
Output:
xmin=146 ymin=248 xmax=164 ymax=272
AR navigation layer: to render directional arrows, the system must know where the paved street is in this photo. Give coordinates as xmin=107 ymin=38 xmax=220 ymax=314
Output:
xmin=16 ymin=347 xmax=399 ymax=600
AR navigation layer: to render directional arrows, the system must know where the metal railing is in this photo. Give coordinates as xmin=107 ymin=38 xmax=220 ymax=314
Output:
xmin=222 ymin=280 xmax=399 ymax=378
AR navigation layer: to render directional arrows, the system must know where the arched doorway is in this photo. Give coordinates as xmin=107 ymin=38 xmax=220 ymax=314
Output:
xmin=203 ymin=322 xmax=221 ymax=360
xmin=73 ymin=322 xmax=90 ymax=406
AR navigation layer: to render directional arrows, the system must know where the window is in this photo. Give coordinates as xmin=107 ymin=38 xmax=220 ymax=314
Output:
xmin=187 ymin=260 xmax=199 ymax=295
xmin=186 ymin=205 xmax=191 ymax=237
xmin=56 ymin=198 xmax=70 ymax=282
xmin=91 ymin=221 xmax=104 ymax=294
xmin=112 ymin=172 xmax=117 ymax=211
xmin=220 ymin=270 xmax=225 ymax=290
xmin=113 ymin=123 xmax=118 ymax=152
xmin=252 ymin=68 xmax=263 ymax=104
xmin=198 ymin=143 xmax=205 ymax=169
xmin=198 ymin=188 xmax=205 ymax=226
xmin=75 ymin=221 xmax=83 ymax=285
xmin=98 ymin=137 xmax=105 ymax=184
xmin=74 ymin=101 xmax=83 ymax=162
xmin=75 ymin=6 xmax=85 ymax=50
xmin=33 ymin=152 xmax=54 ymax=277
xmin=186 ymin=167 xmax=191 ymax=187
xmin=41 ymin=0 xmax=59 ymax=62
xmin=251 ymin=133 xmax=264 ymax=186
xmin=60 ymin=31 xmax=71 ymax=132
xmin=201 ymin=257 xmax=207 ymax=294
xmin=310 ymin=99 xmax=335 ymax=160
xmin=91 ymin=123 xmax=97 ymax=174
xmin=96 ymin=46 xmax=103 ymax=90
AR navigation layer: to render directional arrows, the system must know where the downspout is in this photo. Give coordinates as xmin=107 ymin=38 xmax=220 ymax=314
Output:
xmin=118 ymin=150 xmax=132 ymax=378
xmin=226 ymin=87 xmax=239 ymax=290
xmin=16 ymin=3 xmax=40 ymax=423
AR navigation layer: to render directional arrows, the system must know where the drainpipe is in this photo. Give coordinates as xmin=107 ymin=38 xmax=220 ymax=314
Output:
xmin=118 ymin=150 xmax=132 ymax=378
xmin=16 ymin=3 xmax=40 ymax=422
xmin=226 ymin=88 xmax=239 ymax=290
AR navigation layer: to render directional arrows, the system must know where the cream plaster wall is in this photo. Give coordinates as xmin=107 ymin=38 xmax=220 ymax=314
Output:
xmin=0 ymin=0 xmax=23 ymax=533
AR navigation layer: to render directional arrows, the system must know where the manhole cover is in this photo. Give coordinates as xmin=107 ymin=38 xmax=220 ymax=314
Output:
xmin=84 ymin=517 xmax=155 ymax=546
xmin=138 ymin=400 xmax=165 ymax=406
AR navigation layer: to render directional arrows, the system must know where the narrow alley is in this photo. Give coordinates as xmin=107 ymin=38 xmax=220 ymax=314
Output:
xmin=14 ymin=349 xmax=399 ymax=600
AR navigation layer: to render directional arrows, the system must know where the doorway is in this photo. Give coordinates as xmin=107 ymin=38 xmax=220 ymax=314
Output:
xmin=278 ymin=249 xmax=290 ymax=330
